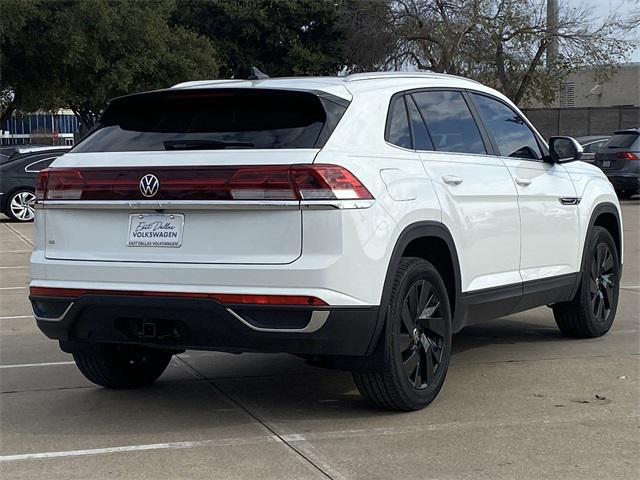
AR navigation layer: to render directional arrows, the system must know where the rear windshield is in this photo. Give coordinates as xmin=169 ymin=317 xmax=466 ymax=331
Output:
xmin=73 ymin=89 xmax=348 ymax=153
xmin=604 ymin=132 xmax=639 ymax=149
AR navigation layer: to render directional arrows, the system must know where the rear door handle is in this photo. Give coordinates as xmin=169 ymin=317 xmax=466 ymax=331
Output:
xmin=442 ymin=175 xmax=463 ymax=186
xmin=515 ymin=177 xmax=532 ymax=187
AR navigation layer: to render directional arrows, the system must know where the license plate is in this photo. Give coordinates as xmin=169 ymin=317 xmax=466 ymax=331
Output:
xmin=127 ymin=214 xmax=184 ymax=247
xmin=602 ymin=161 xmax=611 ymax=168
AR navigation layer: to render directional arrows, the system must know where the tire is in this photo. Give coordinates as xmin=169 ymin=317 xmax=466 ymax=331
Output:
xmin=552 ymin=226 xmax=620 ymax=338
xmin=73 ymin=344 xmax=173 ymax=389
xmin=5 ymin=189 xmax=36 ymax=222
xmin=353 ymin=257 xmax=452 ymax=411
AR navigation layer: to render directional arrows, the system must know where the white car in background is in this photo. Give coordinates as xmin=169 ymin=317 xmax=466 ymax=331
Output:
xmin=30 ymin=72 xmax=622 ymax=410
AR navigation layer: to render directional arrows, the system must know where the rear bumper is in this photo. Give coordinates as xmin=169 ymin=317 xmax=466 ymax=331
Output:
xmin=31 ymin=292 xmax=380 ymax=356
xmin=606 ymin=173 xmax=640 ymax=193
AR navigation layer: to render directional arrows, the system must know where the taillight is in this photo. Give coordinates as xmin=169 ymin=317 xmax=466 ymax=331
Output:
xmin=617 ymin=152 xmax=639 ymax=160
xmin=36 ymin=165 xmax=373 ymax=201
xmin=291 ymin=165 xmax=373 ymax=200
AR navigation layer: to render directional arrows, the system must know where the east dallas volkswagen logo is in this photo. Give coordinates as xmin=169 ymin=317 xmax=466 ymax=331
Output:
xmin=139 ymin=174 xmax=160 ymax=197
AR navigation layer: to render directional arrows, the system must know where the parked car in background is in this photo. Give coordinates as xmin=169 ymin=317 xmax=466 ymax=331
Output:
xmin=576 ymin=135 xmax=609 ymax=164
xmin=595 ymin=128 xmax=640 ymax=199
xmin=0 ymin=144 xmax=49 ymax=157
xmin=0 ymin=146 xmax=70 ymax=221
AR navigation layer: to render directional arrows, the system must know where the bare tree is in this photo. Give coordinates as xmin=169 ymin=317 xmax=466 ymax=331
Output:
xmin=341 ymin=0 xmax=639 ymax=105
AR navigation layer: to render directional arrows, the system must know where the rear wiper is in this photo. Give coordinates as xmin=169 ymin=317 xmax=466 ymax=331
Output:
xmin=163 ymin=140 xmax=255 ymax=150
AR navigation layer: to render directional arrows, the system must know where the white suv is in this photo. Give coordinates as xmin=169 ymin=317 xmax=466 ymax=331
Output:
xmin=30 ymin=73 xmax=623 ymax=410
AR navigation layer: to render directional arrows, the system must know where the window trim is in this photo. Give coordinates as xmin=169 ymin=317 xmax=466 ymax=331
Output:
xmin=466 ymin=90 xmax=549 ymax=162
xmin=408 ymin=88 xmax=493 ymax=156
xmin=25 ymin=157 xmax=58 ymax=173
xmin=384 ymin=93 xmax=414 ymax=150
xmin=383 ymin=87 xmax=549 ymax=161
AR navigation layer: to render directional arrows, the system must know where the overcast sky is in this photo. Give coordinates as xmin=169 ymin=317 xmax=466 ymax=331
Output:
xmin=567 ymin=0 xmax=640 ymax=62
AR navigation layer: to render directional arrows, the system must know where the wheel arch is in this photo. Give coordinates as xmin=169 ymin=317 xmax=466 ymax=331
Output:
xmin=586 ymin=202 xmax=622 ymax=266
xmin=365 ymin=221 xmax=463 ymax=356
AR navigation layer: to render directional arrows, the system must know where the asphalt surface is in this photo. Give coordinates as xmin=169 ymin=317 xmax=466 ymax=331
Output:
xmin=0 ymin=202 xmax=638 ymax=479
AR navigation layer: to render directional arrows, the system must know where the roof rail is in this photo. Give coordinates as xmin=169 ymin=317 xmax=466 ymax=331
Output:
xmin=345 ymin=71 xmax=481 ymax=84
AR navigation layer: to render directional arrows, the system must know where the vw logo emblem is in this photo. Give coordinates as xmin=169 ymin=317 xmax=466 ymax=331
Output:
xmin=139 ymin=174 xmax=160 ymax=198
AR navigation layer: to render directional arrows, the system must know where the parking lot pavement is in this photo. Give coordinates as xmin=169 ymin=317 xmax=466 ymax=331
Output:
xmin=0 ymin=201 xmax=638 ymax=480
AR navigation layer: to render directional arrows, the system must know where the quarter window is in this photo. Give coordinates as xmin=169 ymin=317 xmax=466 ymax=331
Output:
xmin=471 ymin=93 xmax=542 ymax=160
xmin=386 ymin=95 xmax=412 ymax=149
xmin=411 ymin=91 xmax=486 ymax=155
xmin=406 ymin=96 xmax=433 ymax=151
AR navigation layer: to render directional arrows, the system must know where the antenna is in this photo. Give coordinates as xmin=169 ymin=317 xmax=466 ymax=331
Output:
xmin=248 ymin=67 xmax=269 ymax=80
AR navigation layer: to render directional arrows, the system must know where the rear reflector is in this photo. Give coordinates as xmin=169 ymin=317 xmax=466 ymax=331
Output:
xmin=29 ymin=287 xmax=328 ymax=306
xmin=35 ymin=165 xmax=373 ymax=201
xmin=617 ymin=152 xmax=639 ymax=160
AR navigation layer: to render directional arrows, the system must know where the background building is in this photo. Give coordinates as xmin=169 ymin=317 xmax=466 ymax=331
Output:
xmin=523 ymin=63 xmax=640 ymax=139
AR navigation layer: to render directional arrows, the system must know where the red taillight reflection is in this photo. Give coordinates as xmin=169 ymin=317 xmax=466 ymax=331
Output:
xmin=29 ymin=287 xmax=327 ymax=306
xmin=617 ymin=152 xmax=639 ymax=160
xmin=37 ymin=165 xmax=373 ymax=201
xmin=35 ymin=170 xmax=50 ymax=201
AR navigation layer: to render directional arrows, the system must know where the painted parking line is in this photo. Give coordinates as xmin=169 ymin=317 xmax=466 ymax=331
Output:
xmin=2 ymin=412 xmax=638 ymax=463
xmin=0 ymin=250 xmax=31 ymax=253
xmin=0 ymin=286 xmax=27 ymax=291
xmin=0 ymin=315 xmax=33 ymax=320
xmin=0 ymin=361 xmax=75 ymax=369
xmin=0 ymin=266 xmax=29 ymax=269
xmin=0 ymin=436 xmax=276 ymax=462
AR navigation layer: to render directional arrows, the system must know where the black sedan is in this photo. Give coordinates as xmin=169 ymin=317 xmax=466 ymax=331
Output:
xmin=0 ymin=146 xmax=70 ymax=221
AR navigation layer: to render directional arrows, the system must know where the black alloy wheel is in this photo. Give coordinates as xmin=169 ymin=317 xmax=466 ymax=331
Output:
xmin=397 ymin=279 xmax=446 ymax=389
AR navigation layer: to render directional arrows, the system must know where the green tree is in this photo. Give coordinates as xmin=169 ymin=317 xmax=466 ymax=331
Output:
xmin=1 ymin=0 xmax=218 ymax=129
xmin=173 ymin=0 xmax=346 ymax=78
xmin=341 ymin=0 xmax=639 ymax=106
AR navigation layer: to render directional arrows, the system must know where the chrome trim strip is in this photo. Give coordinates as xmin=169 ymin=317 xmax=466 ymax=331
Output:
xmin=559 ymin=197 xmax=581 ymax=205
xmin=39 ymin=200 xmax=301 ymax=210
xmin=38 ymin=199 xmax=375 ymax=210
xmin=33 ymin=302 xmax=74 ymax=323
xmin=226 ymin=308 xmax=330 ymax=333
xmin=300 ymin=199 xmax=375 ymax=210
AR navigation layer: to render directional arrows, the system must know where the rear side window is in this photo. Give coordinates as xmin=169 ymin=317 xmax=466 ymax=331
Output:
xmin=471 ymin=93 xmax=542 ymax=160
xmin=604 ymin=133 xmax=639 ymax=149
xmin=73 ymin=89 xmax=348 ymax=152
xmin=411 ymin=91 xmax=486 ymax=155
xmin=386 ymin=96 xmax=412 ymax=149
xmin=582 ymin=140 xmax=606 ymax=153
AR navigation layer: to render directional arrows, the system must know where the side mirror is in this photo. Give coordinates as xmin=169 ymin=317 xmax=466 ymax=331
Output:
xmin=548 ymin=136 xmax=583 ymax=163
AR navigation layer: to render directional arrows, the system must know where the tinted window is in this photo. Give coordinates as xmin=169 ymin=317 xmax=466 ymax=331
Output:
xmin=73 ymin=89 xmax=347 ymax=152
xmin=582 ymin=140 xmax=606 ymax=153
xmin=406 ymin=96 xmax=433 ymax=151
xmin=411 ymin=91 xmax=485 ymax=154
xmin=471 ymin=94 xmax=541 ymax=160
xmin=386 ymin=96 xmax=412 ymax=149
xmin=25 ymin=157 xmax=57 ymax=172
xmin=604 ymin=133 xmax=639 ymax=149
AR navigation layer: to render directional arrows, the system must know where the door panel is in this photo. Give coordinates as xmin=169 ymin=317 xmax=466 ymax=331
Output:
xmin=503 ymin=159 xmax=580 ymax=281
xmin=422 ymin=152 xmax=522 ymax=292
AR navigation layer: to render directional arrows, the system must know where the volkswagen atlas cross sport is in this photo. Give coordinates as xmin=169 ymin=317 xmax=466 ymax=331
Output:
xmin=30 ymin=72 xmax=623 ymax=410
